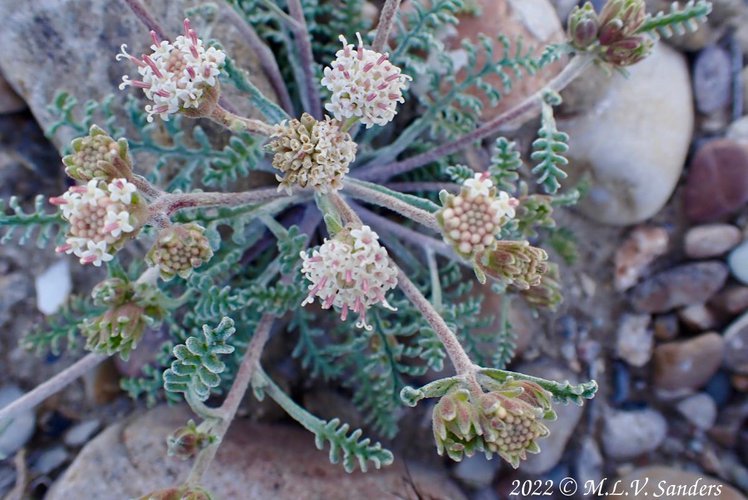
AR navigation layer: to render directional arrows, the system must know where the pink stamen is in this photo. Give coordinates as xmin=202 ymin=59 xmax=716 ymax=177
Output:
xmin=155 ymin=89 xmax=171 ymax=98
xmin=187 ymin=66 xmax=196 ymax=79
xmin=340 ymin=305 xmax=348 ymax=321
xmin=130 ymin=56 xmax=146 ymax=68
xmin=362 ymin=62 xmax=374 ymax=72
xmin=362 ymin=279 xmax=369 ymax=293
xmin=357 ymin=46 xmax=363 ymax=60
xmin=103 ymin=223 xmax=120 ymax=233
xmin=386 ymin=73 xmax=401 ymax=82
xmin=183 ymin=18 xmax=192 ymax=36
xmin=343 ymin=70 xmax=351 ymax=80
xmin=70 ymin=186 xmax=87 ymax=193
xmin=366 ymin=93 xmax=376 ymax=102
xmin=190 ymin=44 xmax=199 ymax=59
xmin=509 ymin=198 xmax=520 ymax=207
xmin=377 ymin=54 xmax=388 ymax=64
xmin=142 ymin=54 xmax=163 ymax=78
xmin=81 ymin=255 xmax=97 ymax=264
xmin=131 ymin=80 xmax=151 ymax=89
xmin=55 ymin=244 xmax=72 ymax=253
xmin=155 ymin=104 xmax=170 ymax=113
xmin=188 ymin=29 xmax=198 ymax=47
xmin=376 ymin=102 xmax=389 ymax=110
xmin=49 ymin=196 xmax=67 ymax=205
xmin=388 ymin=93 xmax=400 ymax=100
xmin=203 ymin=66 xmax=211 ymax=78
xmin=324 ymin=295 xmax=335 ymax=309
xmin=150 ymin=30 xmax=160 ymax=46
xmin=377 ymin=82 xmax=389 ymax=90
xmin=345 ymin=270 xmax=353 ymax=284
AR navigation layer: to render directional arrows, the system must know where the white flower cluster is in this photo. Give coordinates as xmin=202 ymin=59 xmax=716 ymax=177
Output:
xmin=117 ymin=19 xmax=226 ymax=122
xmin=300 ymin=225 xmax=398 ymax=330
xmin=439 ymin=174 xmax=518 ymax=257
xmin=321 ymin=34 xmax=411 ymax=128
xmin=51 ymin=179 xmax=142 ymax=266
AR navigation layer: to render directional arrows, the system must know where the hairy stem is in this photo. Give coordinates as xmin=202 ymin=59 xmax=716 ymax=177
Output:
xmin=372 ymin=0 xmax=402 ymax=53
xmin=384 ymin=182 xmax=460 ymax=193
xmin=287 ymin=0 xmax=323 ymax=119
xmin=187 ymin=314 xmax=275 ymax=485
xmin=123 ymin=0 xmax=168 ymax=41
xmin=396 ymin=266 xmax=481 ymax=392
xmin=209 ymin=104 xmax=275 ymax=136
xmin=148 ymin=188 xmax=290 ymax=217
xmin=342 ymin=179 xmax=440 ymax=230
xmin=131 ymin=174 xmax=165 ymax=200
xmin=357 ymin=54 xmax=594 ymax=182
xmin=0 ymin=353 xmax=108 ymax=423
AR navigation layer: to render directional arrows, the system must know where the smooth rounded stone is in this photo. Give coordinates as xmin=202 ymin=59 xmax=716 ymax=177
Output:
xmin=559 ymin=44 xmax=693 ymax=225
xmin=712 ymin=285 xmax=748 ymax=315
xmin=34 ymin=259 xmax=71 ymax=315
xmin=0 ymin=0 xmax=277 ymax=150
xmin=0 ymin=70 xmax=24 ymax=113
xmin=653 ymin=314 xmax=680 ymax=341
xmin=728 ymin=239 xmax=748 ymax=285
xmin=63 ymin=419 xmax=101 ymax=447
xmin=685 ymin=224 xmax=742 ymax=258
xmin=601 ymin=407 xmax=667 ymax=460
xmin=516 ymin=362 xmax=583 ymax=475
xmin=47 ymin=405 xmax=466 ymax=500
xmin=614 ymin=226 xmax=669 ymax=292
xmin=0 ymin=386 xmax=36 ymax=458
xmin=615 ymin=314 xmax=653 ymax=367
xmin=684 ymin=139 xmax=748 ymax=222
xmin=653 ymin=333 xmax=725 ymax=392
xmin=723 ymin=311 xmax=748 ymax=374
xmin=676 ymin=393 xmax=718 ymax=430
xmin=678 ymin=304 xmax=719 ymax=332
xmin=574 ymin=437 xmax=603 ymax=491
xmin=727 ymin=114 xmax=748 ymax=143
xmin=693 ymin=46 xmax=732 ymax=114
xmin=630 ymin=262 xmax=729 ymax=313
xmin=31 ymin=445 xmax=69 ymax=475
xmin=452 ymin=455 xmax=500 ymax=489
xmin=616 ymin=466 xmax=744 ymax=499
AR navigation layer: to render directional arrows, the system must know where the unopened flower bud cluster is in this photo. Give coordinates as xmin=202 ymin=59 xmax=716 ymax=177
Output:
xmin=146 ymin=223 xmax=213 ymax=280
xmin=63 ymin=125 xmax=132 ymax=182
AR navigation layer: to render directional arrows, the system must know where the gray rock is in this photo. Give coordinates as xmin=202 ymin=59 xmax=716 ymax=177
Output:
xmin=693 ymin=46 xmax=732 ymax=114
xmin=630 ymin=262 xmax=728 ymax=313
xmin=34 ymin=259 xmax=71 ymax=315
xmin=63 ymin=419 xmax=101 ymax=447
xmin=0 ymin=0 xmax=276 ymax=150
xmin=31 ymin=445 xmax=69 ymax=475
xmin=602 ymin=407 xmax=668 ymax=460
xmin=0 ymin=386 xmax=36 ymax=458
xmin=47 ymin=405 xmax=466 ymax=500
xmin=684 ymin=224 xmax=742 ymax=259
xmin=615 ymin=313 xmax=653 ymax=367
xmin=723 ymin=311 xmax=748 ymax=374
xmin=559 ymin=45 xmax=693 ymax=225
xmin=728 ymin=239 xmax=748 ymax=286
xmin=453 ymin=455 xmax=499 ymax=489
xmin=676 ymin=393 xmax=717 ymax=430
xmin=575 ymin=437 xmax=603 ymax=496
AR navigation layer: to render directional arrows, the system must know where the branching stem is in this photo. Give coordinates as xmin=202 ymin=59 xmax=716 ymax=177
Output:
xmin=123 ymin=0 xmax=168 ymax=41
xmin=342 ymin=180 xmax=440 ymax=232
xmin=0 ymin=353 xmax=108 ymax=423
xmin=209 ymin=104 xmax=275 ymax=136
xmin=372 ymin=0 xmax=402 ymax=53
xmin=287 ymin=0 xmax=323 ymax=119
xmin=148 ymin=188 xmax=291 ymax=218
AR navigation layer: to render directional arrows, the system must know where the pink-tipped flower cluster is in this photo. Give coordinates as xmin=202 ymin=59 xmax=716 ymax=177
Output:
xmin=117 ymin=19 xmax=226 ymax=122
xmin=50 ymin=179 xmax=146 ymax=266
xmin=300 ymin=225 xmax=398 ymax=330
xmin=321 ymin=34 xmax=411 ymax=128
xmin=437 ymin=173 xmax=518 ymax=258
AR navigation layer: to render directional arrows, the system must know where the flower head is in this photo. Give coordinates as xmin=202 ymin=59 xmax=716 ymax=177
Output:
xmin=146 ymin=223 xmax=213 ymax=280
xmin=50 ymin=179 xmax=148 ymax=266
xmin=300 ymin=225 xmax=398 ymax=330
xmin=475 ymin=240 xmax=549 ymax=290
xmin=568 ymin=3 xmax=600 ymax=50
xmin=63 ymin=125 xmax=132 ymax=182
xmin=117 ymin=19 xmax=226 ymax=122
xmin=267 ymin=113 xmax=357 ymax=193
xmin=321 ymin=34 xmax=411 ymax=128
xmin=437 ymin=173 xmax=518 ymax=258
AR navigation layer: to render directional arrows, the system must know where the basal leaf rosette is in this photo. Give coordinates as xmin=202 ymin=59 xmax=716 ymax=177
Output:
xmin=50 ymin=178 xmax=148 ymax=267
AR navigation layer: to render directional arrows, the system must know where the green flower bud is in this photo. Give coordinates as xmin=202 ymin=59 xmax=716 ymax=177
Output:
xmin=146 ymin=223 xmax=213 ymax=281
xmin=432 ymin=388 xmax=483 ymax=461
xmin=91 ymin=277 xmax=130 ymax=307
xmin=521 ymin=262 xmax=563 ymax=311
xmin=62 ymin=125 xmax=132 ymax=182
xmin=568 ymin=3 xmax=600 ymax=50
xmin=474 ymin=241 xmax=549 ymax=290
xmin=167 ymin=420 xmax=213 ymax=460
xmin=598 ymin=0 xmax=647 ymax=45
xmin=600 ymin=35 xmax=654 ymax=67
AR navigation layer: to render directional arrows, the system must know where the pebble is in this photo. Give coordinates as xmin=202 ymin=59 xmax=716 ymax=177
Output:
xmin=615 ymin=314 xmax=653 ymax=367
xmin=614 ymin=226 xmax=669 ymax=291
xmin=653 ymin=314 xmax=680 ymax=341
xmin=693 ymin=45 xmax=732 ymax=114
xmin=684 ymin=139 xmax=748 ymax=222
xmin=559 ymin=44 xmax=693 ymax=225
xmin=705 ymin=371 xmax=734 ymax=408
xmin=653 ymin=333 xmax=725 ymax=392
xmin=728 ymin=239 xmax=748 ymax=285
xmin=63 ymin=419 xmax=101 ymax=447
xmin=616 ymin=466 xmax=744 ymax=499
xmin=0 ymin=385 xmax=36 ymax=458
xmin=684 ymin=224 xmax=742 ymax=258
xmin=34 ymin=259 xmax=71 ymax=315
xmin=452 ymin=455 xmax=499 ymax=489
xmin=676 ymin=393 xmax=718 ymax=430
xmin=726 ymin=114 xmax=748 ymax=143
xmin=47 ymin=405 xmax=466 ymax=500
xmin=574 ymin=437 xmax=603 ymax=491
xmin=630 ymin=261 xmax=728 ymax=313
xmin=711 ymin=285 xmax=748 ymax=315
xmin=602 ymin=407 xmax=668 ymax=460
xmin=31 ymin=445 xmax=68 ymax=475
xmin=723 ymin=310 xmax=748 ymax=374
xmin=677 ymin=304 xmax=719 ymax=331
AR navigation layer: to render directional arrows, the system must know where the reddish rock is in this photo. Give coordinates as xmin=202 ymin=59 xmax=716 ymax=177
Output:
xmin=614 ymin=226 xmax=669 ymax=291
xmin=630 ymin=262 xmax=728 ymax=313
xmin=684 ymin=139 xmax=748 ymax=222
xmin=711 ymin=285 xmax=748 ymax=315
xmin=653 ymin=333 xmax=725 ymax=392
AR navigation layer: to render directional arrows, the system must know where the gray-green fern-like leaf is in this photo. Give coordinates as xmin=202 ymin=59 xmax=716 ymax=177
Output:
xmin=316 ymin=418 xmax=394 ymax=473
xmin=489 ymin=137 xmax=522 ymax=192
xmin=638 ymin=0 xmax=712 ymax=39
xmin=163 ymin=317 xmax=236 ymax=402
xmin=530 ymin=102 xmax=569 ymax=194
xmin=0 ymin=195 xmax=64 ymax=248
xmin=445 ymin=164 xmax=475 ymax=184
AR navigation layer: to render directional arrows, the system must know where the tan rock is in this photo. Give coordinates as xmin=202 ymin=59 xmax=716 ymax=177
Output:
xmin=653 ymin=333 xmax=725 ymax=392
xmin=614 ymin=226 xmax=669 ymax=292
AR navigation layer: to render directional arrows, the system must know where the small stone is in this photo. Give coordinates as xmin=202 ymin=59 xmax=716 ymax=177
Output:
xmin=0 ymin=386 xmax=36 ymax=458
xmin=684 ymin=139 xmax=748 ymax=222
xmin=653 ymin=333 xmax=725 ymax=392
xmin=693 ymin=46 xmax=732 ymax=114
xmin=574 ymin=437 xmax=603 ymax=492
xmin=63 ymin=419 xmax=101 ymax=447
xmin=616 ymin=467 xmax=744 ymax=499
xmin=34 ymin=259 xmax=71 ymax=315
xmin=711 ymin=285 xmax=748 ymax=315
xmin=684 ymin=224 xmax=741 ymax=258
xmin=726 ymin=115 xmax=748 ymax=143
xmin=728 ymin=239 xmax=748 ymax=285
xmin=560 ymin=45 xmax=693 ymax=225
xmin=653 ymin=314 xmax=680 ymax=341
xmin=731 ymin=373 xmax=748 ymax=392
xmin=630 ymin=262 xmax=728 ymax=313
xmin=602 ymin=407 xmax=668 ymax=460
xmin=614 ymin=226 xmax=669 ymax=292
xmin=615 ymin=314 xmax=653 ymax=367
xmin=678 ymin=304 xmax=719 ymax=331
xmin=723 ymin=311 xmax=748 ymax=374
xmin=31 ymin=445 xmax=69 ymax=475
xmin=452 ymin=455 xmax=499 ymax=489
xmin=676 ymin=393 xmax=718 ymax=430
xmin=705 ymin=371 xmax=734 ymax=407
